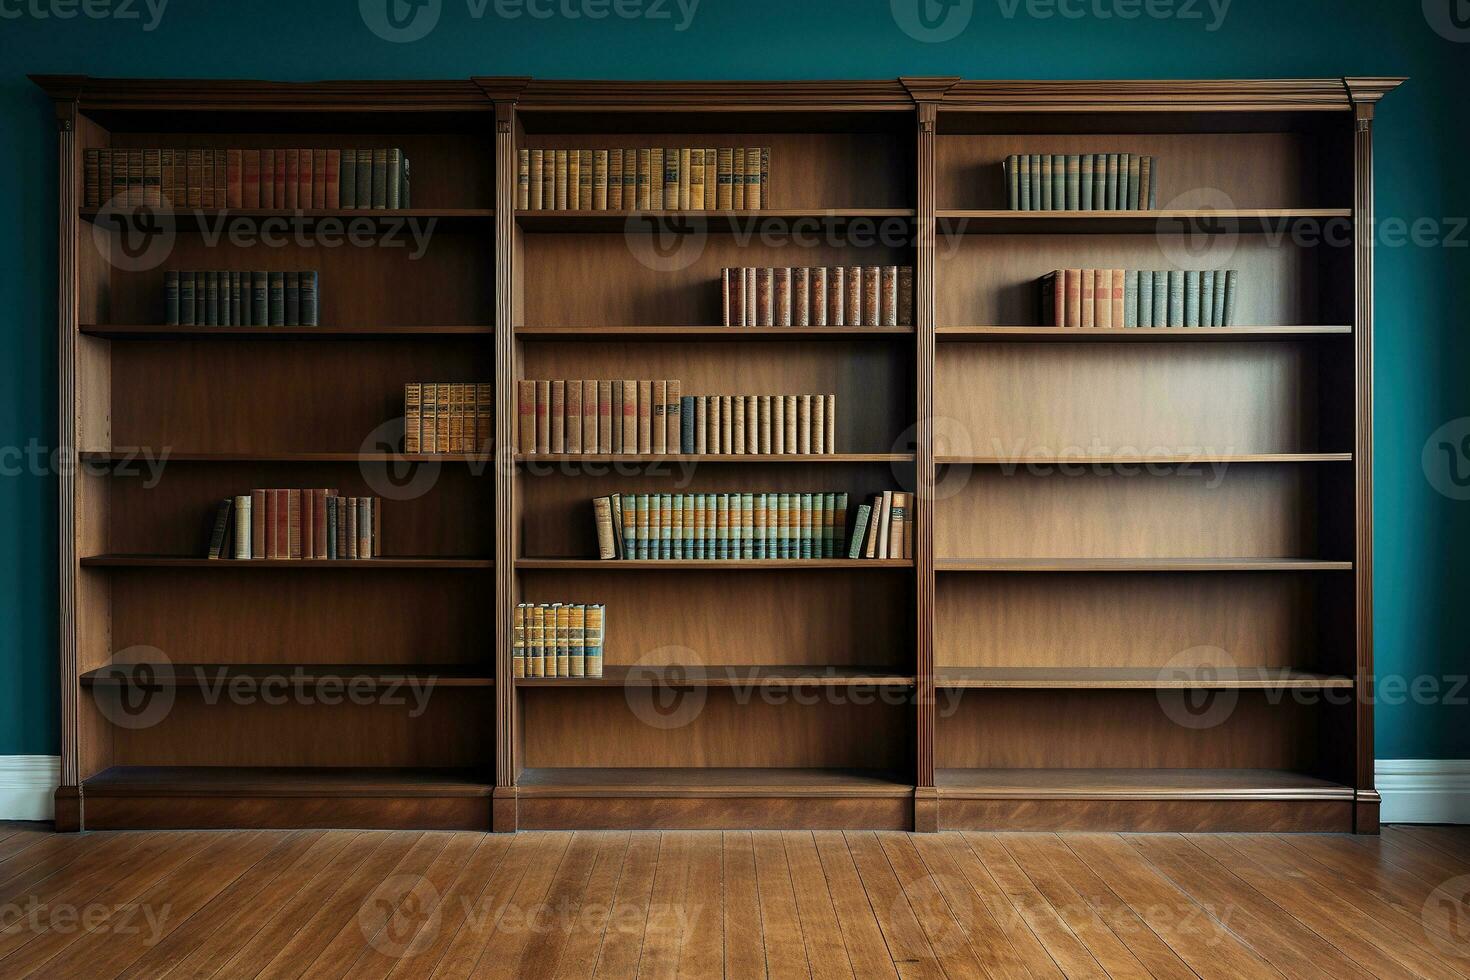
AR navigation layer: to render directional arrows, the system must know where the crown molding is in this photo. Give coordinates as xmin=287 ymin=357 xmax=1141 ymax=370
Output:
xmin=28 ymin=75 xmax=494 ymax=113
xmin=942 ymin=78 xmax=1359 ymax=112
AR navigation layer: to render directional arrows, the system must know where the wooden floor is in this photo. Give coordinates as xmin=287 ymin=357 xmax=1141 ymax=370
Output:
xmin=2 ymin=825 xmax=1469 ymax=978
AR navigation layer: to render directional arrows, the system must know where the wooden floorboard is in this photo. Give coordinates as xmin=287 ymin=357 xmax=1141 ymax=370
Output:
xmin=5 ymin=827 xmax=1470 ymax=977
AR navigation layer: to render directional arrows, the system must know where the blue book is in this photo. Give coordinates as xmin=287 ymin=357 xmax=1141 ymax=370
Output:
xmin=1080 ymin=155 xmax=1094 ymax=212
xmin=1124 ymin=270 xmax=1139 ymax=328
xmin=1152 ymin=271 xmax=1168 ymax=327
xmin=1167 ymin=271 xmax=1186 ymax=327
xmin=1223 ymin=270 xmax=1239 ymax=325
xmin=1200 ymin=271 xmax=1216 ymax=327
xmin=1119 ymin=153 xmax=1131 ymax=211
xmin=1184 ymin=271 xmax=1201 ymax=327
xmin=621 ymin=494 xmax=637 ymax=559
xmin=1051 ymin=154 xmax=1066 ymax=211
xmin=1211 ymin=270 xmax=1227 ymax=326
xmin=1138 ymin=271 xmax=1154 ymax=328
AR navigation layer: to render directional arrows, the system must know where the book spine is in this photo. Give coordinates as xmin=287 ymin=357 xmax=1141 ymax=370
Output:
xmin=1167 ymin=270 xmax=1185 ymax=327
xmin=1223 ymin=269 xmax=1238 ymax=326
xmin=1183 ymin=270 xmax=1201 ymax=327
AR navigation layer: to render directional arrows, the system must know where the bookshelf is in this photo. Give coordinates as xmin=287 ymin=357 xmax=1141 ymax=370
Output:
xmin=35 ymin=74 xmax=1399 ymax=834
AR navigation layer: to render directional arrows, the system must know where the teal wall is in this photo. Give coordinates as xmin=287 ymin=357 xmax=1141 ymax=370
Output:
xmin=1 ymin=0 xmax=1465 ymax=758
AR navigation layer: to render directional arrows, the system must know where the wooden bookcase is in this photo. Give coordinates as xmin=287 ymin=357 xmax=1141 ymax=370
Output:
xmin=34 ymin=75 xmax=1400 ymax=833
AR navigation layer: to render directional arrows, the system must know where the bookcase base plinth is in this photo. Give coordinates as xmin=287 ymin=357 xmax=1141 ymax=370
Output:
xmin=519 ymin=795 xmax=911 ymax=831
xmin=492 ymin=785 xmax=519 ymax=833
xmin=54 ymin=785 xmax=83 ymax=833
xmin=83 ymin=795 xmax=492 ymax=831
xmin=937 ymin=797 xmax=1353 ymax=833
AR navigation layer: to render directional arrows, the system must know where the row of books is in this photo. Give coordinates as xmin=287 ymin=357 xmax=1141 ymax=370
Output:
xmin=403 ymin=383 xmax=494 ymax=454
xmin=165 ymin=270 xmax=319 ymax=327
xmin=205 ymin=490 xmax=381 ymax=560
xmin=722 ymin=266 xmax=913 ymax=328
xmin=592 ymin=491 xmax=905 ymax=561
xmin=1004 ymin=153 xmax=1160 ymax=211
xmin=849 ymin=491 xmax=912 ymax=560
xmin=517 ymin=380 xmax=838 ymax=456
xmin=1038 ymin=268 xmax=1240 ymax=329
xmin=512 ymin=603 xmax=606 ymax=679
xmin=83 ymin=147 xmax=411 ymax=210
xmin=517 ymin=147 xmax=769 ymax=211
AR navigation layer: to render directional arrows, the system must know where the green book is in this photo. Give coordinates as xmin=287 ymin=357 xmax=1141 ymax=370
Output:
xmin=1129 ymin=155 xmax=1143 ymax=210
xmin=1138 ymin=270 xmax=1154 ymax=328
xmin=848 ymin=504 xmax=872 ymax=559
xmin=1106 ymin=153 xmax=1120 ymax=210
xmin=1051 ymin=154 xmax=1065 ymax=210
xmin=1223 ymin=270 xmax=1239 ymax=325
xmin=621 ymin=493 xmax=637 ymax=559
xmin=1040 ymin=154 xmax=1053 ymax=211
xmin=1031 ymin=154 xmax=1044 ymax=211
xmin=740 ymin=492 xmax=753 ymax=559
xmin=1183 ymin=271 xmax=1201 ymax=327
xmin=1147 ymin=156 xmax=1159 ymax=208
xmin=1006 ymin=155 xmax=1020 ymax=209
xmin=1019 ymin=154 xmax=1031 ymax=211
xmin=1119 ymin=153 xmax=1131 ymax=211
xmin=1080 ymin=155 xmax=1094 ymax=211
xmin=355 ymin=149 xmax=372 ymax=208
xmin=1065 ymin=154 xmax=1080 ymax=210
xmin=1200 ymin=271 xmax=1216 ymax=327
xmin=1124 ymin=270 xmax=1139 ymax=328
xmin=1151 ymin=271 xmax=1168 ymax=327
xmin=1212 ymin=270 xmax=1228 ymax=326
xmin=1167 ymin=271 xmax=1185 ymax=327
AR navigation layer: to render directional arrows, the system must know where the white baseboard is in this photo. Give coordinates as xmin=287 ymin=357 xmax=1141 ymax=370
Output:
xmin=1378 ymin=759 xmax=1470 ymax=824
xmin=0 ymin=756 xmax=59 ymax=822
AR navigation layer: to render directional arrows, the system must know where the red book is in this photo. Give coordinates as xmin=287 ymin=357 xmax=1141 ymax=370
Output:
xmin=271 ymin=489 xmax=288 ymax=558
xmin=1110 ymin=267 xmax=1125 ymax=328
xmin=288 ymin=489 xmax=302 ymax=559
xmin=213 ymin=150 xmax=227 ymax=210
xmin=273 ymin=149 xmax=287 ymax=209
xmin=325 ymin=149 xmax=341 ymax=208
xmin=242 ymin=150 xmax=260 ymax=209
xmin=284 ymin=150 xmax=300 ymax=209
xmin=226 ymin=149 xmax=242 ymax=208
xmin=1052 ymin=270 xmax=1065 ymax=328
xmin=1095 ymin=269 xmax=1113 ymax=329
xmin=1065 ymin=269 xmax=1081 ymax=329
xmin=301 ymin=489 xmax=314 ymax=558
xmin=250 ymin=489 xmax=266 ymax=559
xmin=312 ymin=150 xmax=327 ymax=209
xmin=260 ymin=149 xmax=275 ymax=208
xmin=298 ymin=148 xmax=314 ymax=209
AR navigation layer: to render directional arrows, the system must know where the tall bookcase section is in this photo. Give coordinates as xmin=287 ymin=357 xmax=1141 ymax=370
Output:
xmin=505 ymin=82 xmax=922 ymax=830
xmin=36 ymin=77 xmax=501 ymax=830
xmin=928 ymin=79 xmax=1400 ymax=833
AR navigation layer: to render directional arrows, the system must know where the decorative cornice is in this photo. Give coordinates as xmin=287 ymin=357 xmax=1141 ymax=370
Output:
xmin=472 ymin=75 xmax=532 ymax=104
xmin=900 ymin=76 xmax=961 ymax=103
xmin=1343 ymin=76 xmax=1407 ymax=106
xmin=28 ymin=75 xmax=494 ymax=113
xmin=942 ymin=78 xmax=1358 ymax=111
xmin=516 ymin=78 xmax=915 ymax=111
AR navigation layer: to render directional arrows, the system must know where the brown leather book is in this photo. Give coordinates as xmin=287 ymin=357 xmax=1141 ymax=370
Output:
xmin=648 ymin=148 xmax=663 ymax=210
xmin=898 ymin=266 xmax=913 ymax=326
xmin=731 ymin=395 xmax=746 ymax=455
xmin=436 ymin=383 xmax=451 ymax=454
xmin=554 ymin=150 xmax=569 ymax=210
xmin=607 ymin=149 xmax=623 ymax=209
xmin=732 ymin=148 xmax=745 ymax=209
xmin=566 ymin=151 xmax=580 ymax=211
xmin=297 ymin=148 xmax=313 ymax=209
xmin=755 ymin=267 xmax=773 ymax=326
xmin=721 ymin=268 xmax=734 ymax=326
xmin=325 ymin=149 xmax=341 ymax=208
xmin=549 ymin=380 xmax=566 ymax=453
xmin=420 ymin=382 xmax=438 ymax=453
xmin=622 ymin=379 xmax=639 ymax=453
xmin=360 ymin=497 xmax=375 ymax=559
xmin=666 ymin=380 xmax=681 ymax=455
xmin=701 ymin=396 xmax=716 ymax=454
xmin=448 ymin=382 xmax=465 ymax=453
xmin=244 ymin=150 xmax=262 ymax=209
xmin=226 ymin=149 xmax=243 ymax=208
xmin=719 ymin=395 xmax=733 ymax=453
xmin=689 ymin=149 xmax=705 ymax=210
xmin=582 ymin=380 xmax=598 ymax=454
xmin=287 ymin=489 xmax=302 ymax=559
xmin=1081 ymin=268 xmax=1096 ymax=328
xmin=598 ymin=380 xmax=614 ymax=451
xmin=829 ymin=267 xmax=845 ymax=326
xmin=251 ymin=489 xmax=267 ymax=559
xmin=880 ymin=266 xmax=898 ymax=326
xmin=272 ymin=150 xmax=287 ymax=209
xmin=301 ymin=489 xmax=315 ymax=559
xmin=283 ymin=149 xmax=299 ymax=209
xmin=404 ymin=383 xmax=422 ymax=453
xmin=477 ymin=383 xmax=494 ymax=454
xmin=592 ymin=150 xmax=608 ymax=210
xmin=812 ymin=396 xmax=826 ymax=454
xmin=793 ymin=269 xmax=810 ymax=327
xmin=345 ymin=498 xmax=359 ymax=560
xmin=579 ymin=149 xmax=594 ymax=210
xmin=745 ymin=148 xmax=762 ymax=209
xmin=534 ymin=380 xmax=551 ymax=453
xmin=637 ymin=380 xmax=653 ymax=453
xmin=773 ymin=268 xmax=791 ymax=327
xmin=845 ymin=267 xmax=863 ymax=326
xmin=716 ymin=148 xmax=734 ymax=210
xmin=567 ymin=379 xmax=583 ymax=453
xmin=529 ymin=149 xmax=544 ymax=210
xmin=635 ymin=149 xmax=651 ymax=210
xmin=313 ymin=489 xmax=328 ymax=559
xmin=609 ymin=380 xmax=623 ymax=452
xmin=745 ymin=396 xmax=759 ymax=454
xmin=621 ymin=148 xmax=636 ymax=209
xmin=705 ymin=148 xmax=718 ymax=209
xmin=811 ymin=268 xmax=828 ymax=326
xmin=863 ymin=265 xmax=881 ymax=326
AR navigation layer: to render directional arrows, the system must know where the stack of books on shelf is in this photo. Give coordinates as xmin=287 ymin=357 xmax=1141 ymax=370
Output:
xmin=517 ymin=146 xmax=769 ymax=211
xmin=166 ymin=270 xmax=318 ymax=327
xmin=1038 ymin=268 xmax=1240 ymax=328
xmin=1003 ymin=153 xmax=1159 ymax=211
xmin=205 ymin=490 xmax=381 ymax=560
xmin=848 ymin=492 xmax=912 ymax=559
xmin=513 ymin=603 xmax=606 ymax=679
xmin=593 ymin=491 xmax=888 ymax=560
xmin=83 ymin=147 xmax=411 ymax=209
xmin=722 ymin=266 xmax=913 ymax=327
xmin=403 ymin=383 xmax=494 ymax=454
xmin=517 ymin=379 xmax=837 ymax=455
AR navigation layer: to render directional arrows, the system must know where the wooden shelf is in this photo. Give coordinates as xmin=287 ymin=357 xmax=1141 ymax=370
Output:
xmin=517 ymin=767 xmax=912 ymax=798
xmin=935 ymin=666 xmax=1353 ymax=689
xmin=517 ymin=665 xmax=915 ymax=688
xmin=517 ymin=453 xmax=911 ymax=464
xmin=80 ymin=207 xmax=495 ymax=230
xmin=81 ymin=324 xmax=494 ymax=339
xmin=81 ymin=555 xmax=494 ymax=569
xmin=937 ymin=325 xmax=1352 ymax=342
xmin=81 ymin=663 xmax=495 ymax=688
xmin=79 ymin=451 xmax=494 ymax=463
xmin=516 ymin=325 xmax=914 ymax=341
xmin=936 ymin=557 xmax=1352 ymax=572
xmin=934 ymin=768 xmax=1354 ymax=801
xmin=516 ymin=208 xmax=915 ymax=232
xmin=517 ymin=558 xmax=912 ymax=570
xmin=936 ymin=208 xmax=1351 ymax=234
xmin=84 ymin=765 xmax=494 ymax=798
xmin=937 ymin=452 xmax=1350 ymax=464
